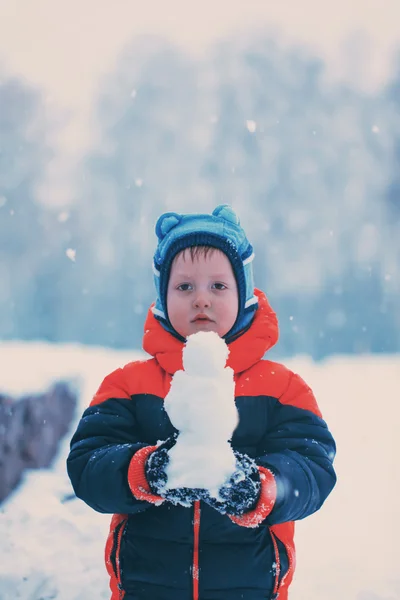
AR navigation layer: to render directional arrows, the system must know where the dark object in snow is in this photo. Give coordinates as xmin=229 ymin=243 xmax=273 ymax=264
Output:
xmin=0 ymin=381 xmax=77 ymax=503
xmin=60 ymin=492 xmax=77 ymax=504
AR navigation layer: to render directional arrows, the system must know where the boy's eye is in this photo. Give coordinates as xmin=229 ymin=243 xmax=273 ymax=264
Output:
xmin=212 ymin=283 xmax=227 ymax=290
xmin=177 ymin=283 xmax=192 ymax=291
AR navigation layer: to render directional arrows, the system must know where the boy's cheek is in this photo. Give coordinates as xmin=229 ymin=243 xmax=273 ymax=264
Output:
xmin=169 ymin=298 xmax=189 ymax=316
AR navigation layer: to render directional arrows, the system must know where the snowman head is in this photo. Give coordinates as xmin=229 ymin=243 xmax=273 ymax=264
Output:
xmin=183 ymin=331 xmax=229 ymax=375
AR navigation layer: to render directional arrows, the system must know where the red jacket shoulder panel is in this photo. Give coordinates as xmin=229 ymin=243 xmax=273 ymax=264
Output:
xmin=90 ymin=366 xmax=131 ymax=406
xmin=122 ymin=359 xmax=172 ymax=398
xmin=279 ymin=371 xmax=322 ymax=418
xmin=235 ymin=360 xmax=292 ymax=399
xmin=235 ymin=360 xmax=322 ymax=418
xmin=90 ymin=359 xmax=173 ymax=406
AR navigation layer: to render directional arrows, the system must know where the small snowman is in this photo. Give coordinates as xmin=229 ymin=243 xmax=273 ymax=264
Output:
xmin=164 ymin=331 xmax=238 ymax=497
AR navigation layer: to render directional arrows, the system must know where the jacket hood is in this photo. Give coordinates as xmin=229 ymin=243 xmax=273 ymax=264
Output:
xmin=142 ymin=288 xmax=279 ymax=375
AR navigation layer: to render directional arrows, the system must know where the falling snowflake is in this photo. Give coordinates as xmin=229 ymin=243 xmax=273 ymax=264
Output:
xmin=135 ymin=179 xmax=143 ymax=187
xmin=372 ymin=125 xmax=380 ymax=133
xmin=58 ymin=211 xmax=70 ymax=223
xmin=66 ymin=248 xmax=76 ymax=262
xmin=130 ymin=89 xmax=137 ymax=99
xmin=246 ymin=120 xmax=257 ymax=133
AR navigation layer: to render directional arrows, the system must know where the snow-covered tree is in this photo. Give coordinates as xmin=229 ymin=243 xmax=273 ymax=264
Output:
xmin=0 ymin=75 xmax=54 ymax=340
xmin=72 ymin=37 xmax=216 ymax=347
xmin=201 ymin=33 xmax=399 ymax=356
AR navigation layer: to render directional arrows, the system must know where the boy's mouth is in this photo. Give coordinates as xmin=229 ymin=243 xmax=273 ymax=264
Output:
xmin=192 ymin=314 xmax=214 ymax=323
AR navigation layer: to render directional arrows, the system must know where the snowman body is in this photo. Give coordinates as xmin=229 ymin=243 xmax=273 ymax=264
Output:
xmin=164 ymin=331 xmax=238 ymax=495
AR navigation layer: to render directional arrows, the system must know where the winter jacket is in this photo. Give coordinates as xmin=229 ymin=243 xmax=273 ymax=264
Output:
xmin=67 ymin=288 xmax=337 ymax=600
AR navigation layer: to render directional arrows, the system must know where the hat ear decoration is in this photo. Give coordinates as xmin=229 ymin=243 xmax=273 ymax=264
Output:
xmin=212 ymin=204 xmax=240 ymax=226
xmin=155 ymin=212 xmax=182 ymax=240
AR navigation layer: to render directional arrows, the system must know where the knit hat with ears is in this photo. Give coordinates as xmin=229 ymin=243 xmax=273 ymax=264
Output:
xmin=152 ymin=204 xmax=258 ymax=343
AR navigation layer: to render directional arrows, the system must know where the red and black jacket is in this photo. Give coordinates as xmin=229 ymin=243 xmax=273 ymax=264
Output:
xmin=67 ymin=289 xmax=336 ymax=600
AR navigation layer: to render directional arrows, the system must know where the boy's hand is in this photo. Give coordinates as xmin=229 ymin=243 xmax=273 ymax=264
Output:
xmin=203 ymin=452 xmax=261 ymax=516
xmin=145 ymin=436 xmax=205 ymax=506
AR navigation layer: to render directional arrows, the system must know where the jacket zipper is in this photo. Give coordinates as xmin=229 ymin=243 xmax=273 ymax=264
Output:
xmin=269 ymin=528 xmax=281 ymax=598
xmin=111 ymin=519 xmax=127 ymax=599
xmin=192 ymin=500 xmax=201 ymax=600
xmin=275 ymin=533 xmax=294 ymax=593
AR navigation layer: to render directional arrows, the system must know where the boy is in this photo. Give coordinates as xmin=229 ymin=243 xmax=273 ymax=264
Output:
xmin=67 ymin=204 xmax=336 ymax=600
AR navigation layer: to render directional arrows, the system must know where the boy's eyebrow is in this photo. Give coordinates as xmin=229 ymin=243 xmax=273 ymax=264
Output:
xmin=171 ymin=273 xmax=193 ymax=279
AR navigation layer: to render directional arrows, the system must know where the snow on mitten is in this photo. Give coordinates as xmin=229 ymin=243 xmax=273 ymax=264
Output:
xmin=145 ymin=435 xmax=205 ymax=507
xmin=203 ymin=452 xmax=261 ymax=516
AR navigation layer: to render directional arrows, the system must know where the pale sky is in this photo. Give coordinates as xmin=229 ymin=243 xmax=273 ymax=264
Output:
xmin=1 ymin=0 xmax=399 ymax=205
xmin=1 ymin=0 xmax=400 ymax=109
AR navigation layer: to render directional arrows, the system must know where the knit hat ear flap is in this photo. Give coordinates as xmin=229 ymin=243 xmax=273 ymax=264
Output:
xmin=152 ymin=204 xmax=258 ymax=343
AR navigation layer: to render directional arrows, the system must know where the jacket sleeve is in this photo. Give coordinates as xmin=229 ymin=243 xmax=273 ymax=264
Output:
xmin=66 ymin=367 xmax=163 ymax=514
xmin=230 ymin=372 xmax=337 ymax=528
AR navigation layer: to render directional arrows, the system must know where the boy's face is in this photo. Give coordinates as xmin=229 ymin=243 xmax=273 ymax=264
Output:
xmin=166 ymin=248 xmax=239 ymax=339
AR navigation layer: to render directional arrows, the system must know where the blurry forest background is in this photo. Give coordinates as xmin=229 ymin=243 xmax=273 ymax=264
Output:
xmin=1 ymin=32 xmax=399 ymax=360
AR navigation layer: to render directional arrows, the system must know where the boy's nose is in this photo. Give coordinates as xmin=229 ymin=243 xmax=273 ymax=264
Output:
xmin=193 ymin=292 xmax=211 ymax=309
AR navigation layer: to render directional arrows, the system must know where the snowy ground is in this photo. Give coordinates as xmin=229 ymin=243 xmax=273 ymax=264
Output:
xmin=0 ymin=341 xmax=399 ymax=600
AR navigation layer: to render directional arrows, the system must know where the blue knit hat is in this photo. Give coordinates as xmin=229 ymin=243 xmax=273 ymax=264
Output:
xmin=152 ymin=204 xmax=258 ymax=342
